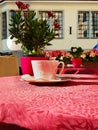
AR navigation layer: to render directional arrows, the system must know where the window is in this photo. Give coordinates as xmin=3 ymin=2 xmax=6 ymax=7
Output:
xmin=78 ymin=11 xmax=98 ymax=38
xmin=2 ymin=12 xmax=7 ymax=39
xmin=39 ymin=11 xmax=63 ymax=39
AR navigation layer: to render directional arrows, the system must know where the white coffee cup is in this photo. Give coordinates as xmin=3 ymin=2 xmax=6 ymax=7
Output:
xmin=31 ymin=60 xmax=64 ymax=80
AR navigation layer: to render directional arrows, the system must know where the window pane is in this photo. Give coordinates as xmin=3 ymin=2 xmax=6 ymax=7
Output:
xmin=2 ymin=12 xmax=7 ymax=39
xmin=91 ymin=11 xmax=98 ymax=38
xmin=78 ymin=11 xmax=89 ymax=38
xmin=39 ymin=11 xmax=63 ymax=39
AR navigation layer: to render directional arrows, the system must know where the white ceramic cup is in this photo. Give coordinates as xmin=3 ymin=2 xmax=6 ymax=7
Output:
xmin=31 ymin=60 xmax=64 ymax=80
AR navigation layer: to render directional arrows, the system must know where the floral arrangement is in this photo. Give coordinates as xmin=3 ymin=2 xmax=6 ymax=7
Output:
xmin=81 ymin=49 xmax=98 ymax=62
xmin=55 ymin=47 xmax=83 ymax=62
xmin=54 ymin=50 xmax=72 ymax=63
xmin=46 ymin=47 xmax=98 ymax=63
xmin=9 ymin=1 xmax=60 ymax=55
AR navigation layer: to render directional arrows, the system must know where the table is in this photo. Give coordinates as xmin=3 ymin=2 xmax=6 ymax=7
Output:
xmin=0 ymin=74 xmax=98 ymax=130
xmin=58 ymin=67 xmax=98 ymax=74
xmin=57 ymin=64 xmax=98 ymax=74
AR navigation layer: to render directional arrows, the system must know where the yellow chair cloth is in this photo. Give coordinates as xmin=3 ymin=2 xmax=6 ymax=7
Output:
xmin=0 ymin=55 xmax=19 ymax=77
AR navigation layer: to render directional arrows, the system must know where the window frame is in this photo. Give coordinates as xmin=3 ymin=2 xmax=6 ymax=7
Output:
xmin=2 ymin=11 xmax=7 ymax=39
xmin=77 ymin=10 xmax=98 ymax=39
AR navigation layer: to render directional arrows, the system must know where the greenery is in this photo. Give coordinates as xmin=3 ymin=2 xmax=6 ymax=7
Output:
xmin=9 ymin=1 xmax=60 ymax=55
xmin=70 ymin=47 xmax=83 ymax=58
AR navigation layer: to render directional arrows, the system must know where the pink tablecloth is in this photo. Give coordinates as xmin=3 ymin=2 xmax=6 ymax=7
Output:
xmin=0 ymin=75 xmax=98 ymax=130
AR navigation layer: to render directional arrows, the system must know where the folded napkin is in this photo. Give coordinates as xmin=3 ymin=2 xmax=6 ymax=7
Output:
xmin=21 ymin=74 xmax=34 ymax=81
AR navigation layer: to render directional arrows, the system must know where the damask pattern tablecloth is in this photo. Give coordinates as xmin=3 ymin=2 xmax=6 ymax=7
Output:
xmin=0 ymin=75 xmax=98 ymax=130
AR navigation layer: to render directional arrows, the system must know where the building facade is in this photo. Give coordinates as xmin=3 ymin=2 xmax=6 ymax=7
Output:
xmin=0 ymin=0 xmax=98 ymax=51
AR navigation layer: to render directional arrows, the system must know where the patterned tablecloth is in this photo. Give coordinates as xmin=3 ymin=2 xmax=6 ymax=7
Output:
xmin=0 ymin=74 xmax=98 ymax=130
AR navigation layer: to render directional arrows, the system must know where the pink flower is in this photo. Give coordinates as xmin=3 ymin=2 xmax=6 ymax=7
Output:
xmin=94 ymin=49 xmax=98 ymax=56
xmin=89 ymin=50 xmax=96 ymax=57
xmin=52 ymin=50 xmax=61 ymax=57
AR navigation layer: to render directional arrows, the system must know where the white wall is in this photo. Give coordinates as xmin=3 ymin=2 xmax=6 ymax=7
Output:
xmin=1 ymin=1 xmax=98 ymax=51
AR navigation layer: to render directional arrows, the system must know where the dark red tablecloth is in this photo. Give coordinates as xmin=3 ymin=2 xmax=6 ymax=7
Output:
xmin=58 ymin=67 xmax=98 ymax=74
xmin=0 ymin=74 xmax=98 ymax=130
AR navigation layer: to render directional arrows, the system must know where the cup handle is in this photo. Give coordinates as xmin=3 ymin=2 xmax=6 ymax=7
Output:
xmin=58 ymin=61 xmax=65 ymax=74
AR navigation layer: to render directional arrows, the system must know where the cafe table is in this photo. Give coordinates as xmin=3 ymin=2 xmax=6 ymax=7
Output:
xmin=57 ymin=63 xmax=98 ymax=74
xmin=0 ymin=73 xmax=98 ymax=130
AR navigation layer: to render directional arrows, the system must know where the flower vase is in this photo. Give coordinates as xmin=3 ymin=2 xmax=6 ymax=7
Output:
xmin=72 ymin=58 xmax=82 ymax=68
xmin=20 ymin=56 xmax=48 ymax=75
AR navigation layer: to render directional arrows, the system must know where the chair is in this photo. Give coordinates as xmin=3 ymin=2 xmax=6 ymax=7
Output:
xmin=0 ymin=55 xmax=19 ymax=77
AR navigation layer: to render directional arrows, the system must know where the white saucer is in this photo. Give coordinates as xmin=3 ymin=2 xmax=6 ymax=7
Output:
xmin=21 ymin=74 xmax=71 ymax=85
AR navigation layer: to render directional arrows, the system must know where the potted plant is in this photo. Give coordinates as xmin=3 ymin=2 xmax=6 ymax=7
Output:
xmin=55 ymin=47 xmax=83 ymax=67
xmin=54 ymin=50 xmax=72 ymax=64
xmin=9 ymin=1 xmax=60 ymax=75
xmin=81 ymin=49 xmax=98 ymax=67
xmin=55 ymin=47 xmax=98 ymax=68
xmin=70 ymin=47 xmax=83 ymax=67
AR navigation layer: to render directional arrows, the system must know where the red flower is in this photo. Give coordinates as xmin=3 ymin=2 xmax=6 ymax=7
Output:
xmin=52 ymin=50 xmax=62 ymax=57
xmin=54 ymin=22 xmax=61 ymax=30
xmin=16 ymin=1 xmax=29 ymax=10
xmin=47 ymin=11 xmax=55 ymax=18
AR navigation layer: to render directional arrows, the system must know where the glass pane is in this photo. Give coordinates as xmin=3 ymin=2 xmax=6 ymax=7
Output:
xmin=2 ymin=12 xmax=7 ymax=39
xmin=91 ymin=11 xmax=98 ymax=38
xmin=78 ymin=11 xmax=89 ymax=38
